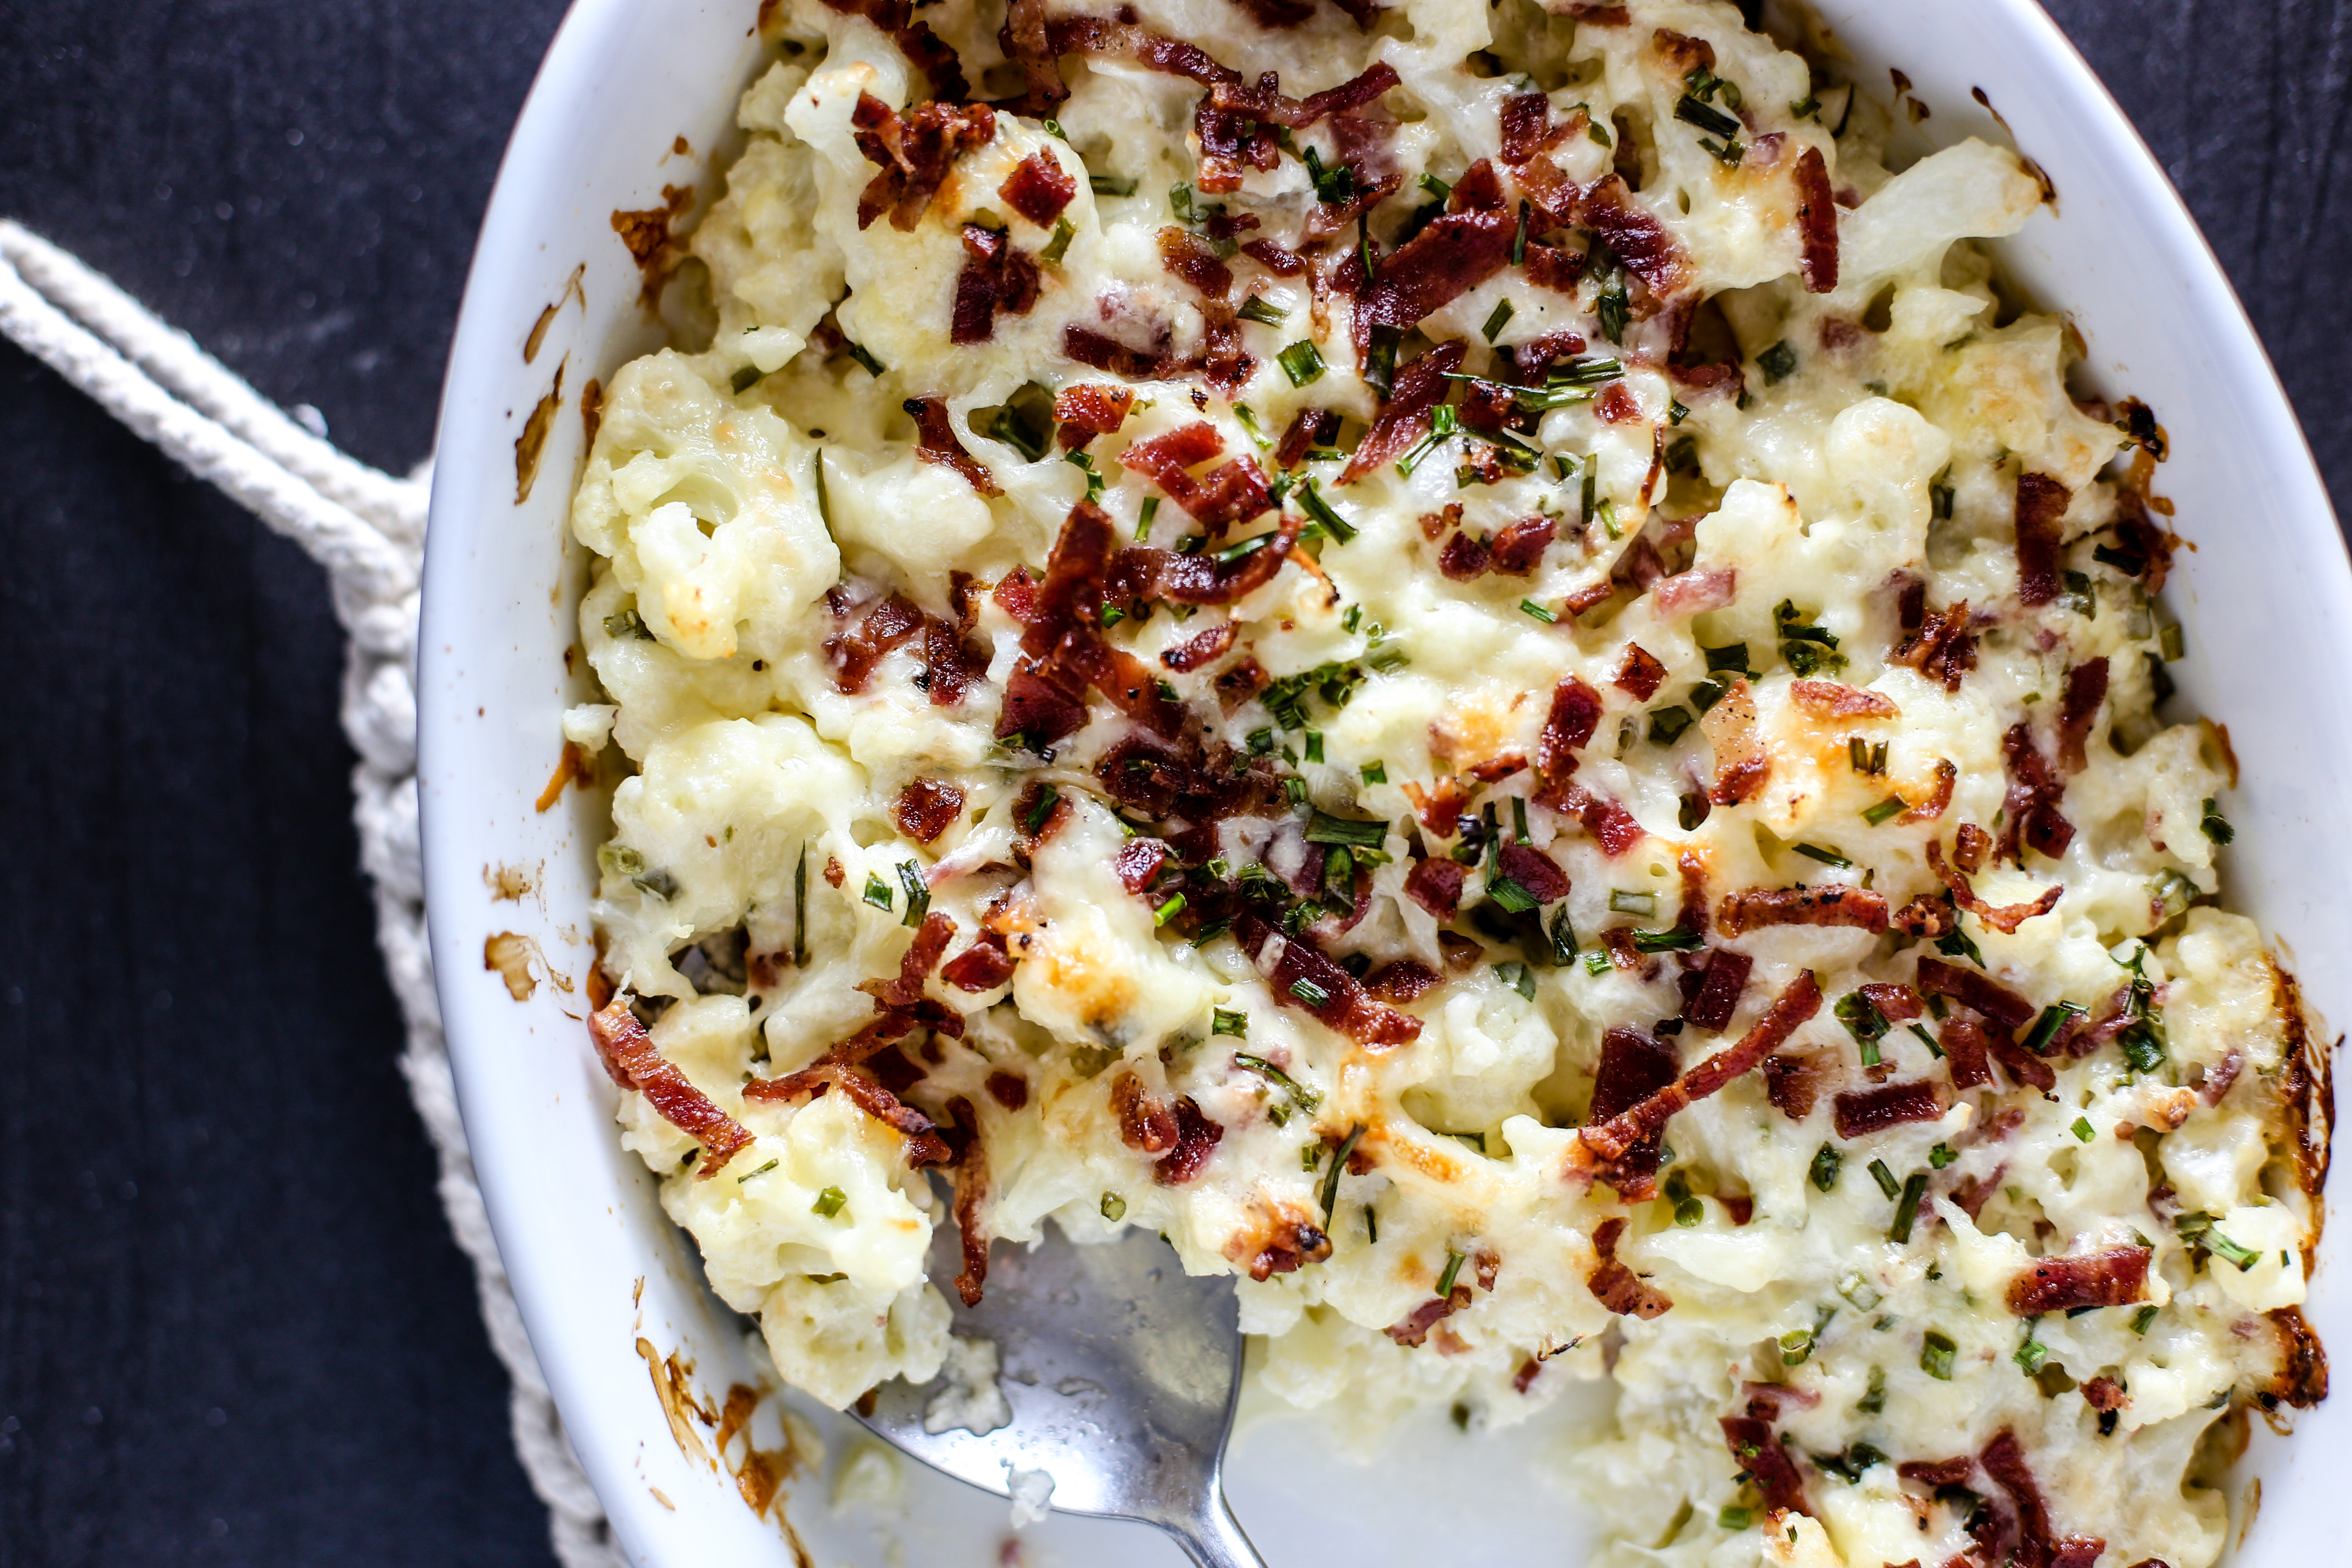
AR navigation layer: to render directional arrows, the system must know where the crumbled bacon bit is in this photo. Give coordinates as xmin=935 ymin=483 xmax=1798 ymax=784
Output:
xmin=893 ymin=777 xmax=966 ymax=843
xmin=1121 ymin=421 xmax=1273 ymax=532
xmin=1513 ymin=1357 xmax=1544 ymax=1394
xmin=1683 ymin=948 xmax=1752 ymax=1034
xmin=1237 ymin=912 xmax=1422 ymax=1047
xmin=2014 ymin=471 xmax=2070 ymax=607
xmin=1999 ymin=723 xmax=2076 ymax=862
xmin=2080 ymin=1376 xmax=2127 ymax=1413
xmin=941 ymin=931 xmax=1015 ymax=992
xmin=999 ymin=150 xmax=1076 ymax=226
xmin=1498 ymin=842 xmax=1571 ymax=903
xmin=1341 ymin=342 xmax=1465 ymax=484
xmin=1489 ymin=515 xmax=1556 ymax=575
xmin=1406 ymin=856 xmax=1465 ymax=918
xmin=1113 ymin=836 xmax=1169 ymax=894
xmin=1153 ymin=1096 xmax=1225 ymax=1185
xmin=1588 ymin=1216 xmax=1673 ymax=1318
xmin=1438 ymin=530 xmax=1489 ymax=581
xmin=1272 ymin=407 xmax=1339 ymax=469
xmin=1955 ymin=822 xmax=1991 ymax=873
xmin=1980 ymin=1428 xmax=2105 ymax=1568
xmin=851 ymin=94 xmax=998 ymax=232
xmin=944 ymin=1096 xmax=991 ymax=1304
xmin=1589 ymin=1026 xmax=1679 ymax=1197
xmin=1717 ymin=885 xmax=1889 ymax=936
xmin=1366 ymin=959 xmax=1444 ymax=1003
xmin=1215 ymin=654 xmax=1268 ymax=711
xmin=1225 ymin=1200 xmax=1333 ymax=1282
xmin=1207 ymin=59 xmax=1400 ymax=129
xmin=1833 ymin=1079 xmax=1946 ymax=1139
xmin=1988 ymin=1031 xmax=2058 ymax=1092
xmin=1763 ymin=1052 xmax=1825 ymax=1119
xmin=1523 ymin=242 xmax=1586 ymax=293
xmin=1579 ymin=175 xmax=1690 ymax=297
xmin=588 ymin=999 xmax=754 ymax=1176
xmin=1913 ymin=957 xmax=2035 ymax=1030
xmin=1897 ymin=1457 xmax=1975 ymax=1488
xmin=1354 ymin=211 xmax=1516 ymax=349
xmin=1052 ymin=383 xmax=1135 ymax=449
xmin=1927 ymin=839 xmax=2063 ymax=934
xmin=1721 ymin=1415 xmax=1809 ymax=1517
xmin=1111 ymin=1070 xmax=1179 ymax=1155
xmin=821 ymin=0 xmax=968 ymax=100
xmin=1893 ymin=597 xmax=1978 ymax=691
xmin=1240 ymin=237 xmax=1308 ymax=276
xmin=1701 ymin=677 xmax=1769 ymax=805
xmin=1791 ymin=680 xmax=1899 ymax=720
xmin=1536 ymin=675 xmax=1604 ymax=781
xmin=904 ymin=395 xmax=1002 ymax=496
xmin=1649 ymin=27 xmax=1713 ymax=74
xmin=1159 ymin=225 xmax=1235 ymax=298
xmin=924 ymin=612 xmax=988 ymax=707
xmin=1577 ymin=973 xmax=1822 ymax=1164
xmin=2006 ymin=1246 xmax=2152 ymax=1315
xmin=1898 ymin=757 xmax=1957 ymax=824
xmin=1614 ymin=643 xmax=1667 ymax=701
xmin=827 ymin=593 xmax=925 ymax=693
xmin=1160 ymin=621 xmax=1237 ymax=672
xmin=1793 ymin=145 xmax=1839 ymax=293
xmin=1547 ymin=783 xmax=1646 ymax=857
xmin=2057 ymin=658 xmax=2109 ymax=773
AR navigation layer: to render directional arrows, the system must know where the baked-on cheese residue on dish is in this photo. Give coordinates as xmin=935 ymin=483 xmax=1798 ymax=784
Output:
xmin=564 ymin=0 xmax=2331 ymax=1561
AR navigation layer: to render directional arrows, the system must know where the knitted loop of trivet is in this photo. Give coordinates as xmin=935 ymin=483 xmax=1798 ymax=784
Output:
xmin=0 ymin=219 xmax=621 ymax=1568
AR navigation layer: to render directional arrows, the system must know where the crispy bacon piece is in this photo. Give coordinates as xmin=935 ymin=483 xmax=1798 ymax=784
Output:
xmin=1113 ymin=836 xmax=1169 ymax=894
xmin=1898 ymin=1456 xmax=1976 ymax=1488
xmin=1999 ymin=723 xmax=2076 ymax=862
xmin=1193 ymin=99 xmax=1279 ymax=192
xmin=1159 ymin=226 xmax=1235 ymax=298
xmin=1053 ymin=383 xmax=1135 ymax=448
xmin=999 ymin=150 xmax=1076 ymax=225
xmin=1406 ymin=856 xmax=1465 ymax=918
xmin=1899 ymin=757 xmax=1957 ymax=824
xmin=588 ymin=1000 xmax=753 ymax=1176
xmin=1115 ymin=516 xmax=1305 ymax=606
xmin=2079 ymin=1376 xmax=2127 ymax=1413
xmin=1763 ymin=1052 xmax=1826 ymax=1119
xmin=924 ymin=612 xmax=987 ymax=707
xmin=1955 ymin=822 xmax=1991 ymax=873
xmin=1120 ymin=421 xmax=1273 ymax=532
xmin=1588 ymin=1216 xmax=1673 ymax=1318
xmin=1717 ymin=886 xmax=1889 ymax=936
xmin=1387 ymin=1284 xmax=1474 ymax=1347
xmin=1614 ymin=643 xmax=1667 ymax=701
xmin=851 ymin=94 xmax=997 ymax=232
xmin=1438 ymin=529 xmax=1489 ymax=581
xmin=1536 ymin=675 xmax=1604 ymax=781
xmin=938 ymin=1096 xmax=992 ymax=1304
xmin=1272 ymin=407 xmax=1339 ymax=469
xmin=1366 ymin=960 xmax=1443 ymax=1003
xmin=827 ymin=592 xmax=925 ymax=693
xmin=1341 ymin=341 xmax=1465 ymax=484
xmin=1721 ymin=1415 xmax=1809 ymax=1516
xmin=1567 ymin=2 xmax=1629 ymax=20
xmin=904 ymin=395 xmax=1002 ymax=495
xmin=1701 ymin=677 xmax=1769 ymax=805
xmin=995 ymin=0 xmax=1066 ymax=110
xmin=1590 ymin=1026 xmax=1679 ymax=1197
xmin=1834 ymin=1079 xmax=1946 ymax=1139
xmin=2056 ymin=658 xmax=2109 ymax=773
xmin=1237 ymin=912 xmax=1421 ymax=1047
xmin=1926 ymin=840 xmax=2063 ymax=934
xmin=1498 ymin=93 xmax=1570 ymax=166
xmin=1580 ymin=175 xmax=1689 ymax=297
xmin=1577 ymin=973 xmax=1823 ymax=1164
xmin=1893 ymin=597 xmax=1978 ymax=691
xmin=1547 ymin=783 xmax=1646 ymax=857
xmin=1225 ymin=1200 xmax=1333 ymax=1282
xmin=1791 ymin=680 xmax=1899 ymax=720
xmin=2014 ymin=471 xmax=2070 ymax=607
xmin=1489 ymin=515 xmax=1556 ymax=575
xmin=1154 ymin=1096 xmax=1225 ymax=1185
xmin=1499 ymin=843 xmax=1571 ymax=903
xmin=2005 ymin=1246 xmax=2152 ymax=1315
xmin=1684 ymin=949 xmax=1752 ymax=1034
xmin=1160 ymin=621 xmax=1237 ymax=672
xmin=2112 ymin=486 xmax=2180 ymax=594
xmin=1793 ymin=144 xmax=1839 ymax=292
xmin=1980 ymin=1429 xmax=2105 ymax=1568
xmin=1060 ymin=323 xmax=1164 ymax=380
xmin=1207 ymin=59 xmax=1400 ymax=129
xmin=1988 ymin=1032 xmax=2058 ymax=1092
xmin=1241 ymin=237 xmax=1308 ymax=278
xmin=1521 ymin=242 xmax=1584 ymax=293
xmin=942 ymin=932 xmax=1015 ymax=991
xmin=1913 ymin=957 xmax=2035 ymax=1030
xmin=893 ymin=777 xmax=966 ymax=843
xmin=1110 ymin=1069 xmax=1179 ymax=1155
xmin=1354 ymin=211 xmax=1516 ymax=348
xmin=1860 ymin=983 xmax=1924 ymax=1022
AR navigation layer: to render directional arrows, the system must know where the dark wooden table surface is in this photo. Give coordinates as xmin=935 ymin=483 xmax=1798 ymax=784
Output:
xmin=1 ymin=2 xmax=2345 ymax=1563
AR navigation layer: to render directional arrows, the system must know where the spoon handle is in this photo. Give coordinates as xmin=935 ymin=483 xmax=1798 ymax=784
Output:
xmin=1160 ymin=1492 xmax=1268 ymax=1568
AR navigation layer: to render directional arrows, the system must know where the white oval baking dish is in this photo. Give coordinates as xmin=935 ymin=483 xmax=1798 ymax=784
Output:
xmin=418 ymin=2 xmax=2347 ymax=1562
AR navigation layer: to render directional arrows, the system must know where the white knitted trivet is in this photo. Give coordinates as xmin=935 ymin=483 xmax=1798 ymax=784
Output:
xmin=0 ymin=220 xmax=622 ymax=1568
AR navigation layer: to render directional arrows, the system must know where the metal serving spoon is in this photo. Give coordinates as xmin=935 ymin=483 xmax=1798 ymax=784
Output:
xmin=854 ymin=1217 xmax=1267 ymax=1568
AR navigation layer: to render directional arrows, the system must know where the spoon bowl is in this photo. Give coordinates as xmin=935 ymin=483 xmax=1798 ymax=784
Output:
xmin=854 ymin=1219 xmax=1267 ymax=1568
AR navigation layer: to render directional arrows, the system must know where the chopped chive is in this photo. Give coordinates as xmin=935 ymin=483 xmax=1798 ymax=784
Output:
xmin=2022 ymin=1001 xmax=2087 ymax=1056
xmin=1648 ymin=705 xmax=1696 ymax=745
xmin=731 ymin=364 xmax=765 ymax=394
xmin=1367 ymin=642 xmax=1409 ymax=673
xmin=812 ymin=1185 xmax=848 ymax=1218
xmin=1757 ymin=340 xmax=1798 ymax=384
xmin=1856 ymin=1364 xmax=1887 ymax=1414
xmin=1136 ymin=495 xmax=1160 ymax=541
xmin=1811 ymin=1145 xmax=1843 ymax=1191
xmin=1675 ymin=93 xmax=1743 ymax=138
xmin=1703 ymin=642 xmax=1753 ymax=676
xmin=2159 ymin=622 xmax=2186 ymax=661
xmin=1042 ymin=118 xmax=1068 ymax=139
xmin=1306 ymin=810 xmax=1388 ymax=848
xmin=1291 ymin=977 xmax=1332 ymax=1007
xmin=1587 ymin=113 xmax=1614 ymax=148
xmin=1394 ymin=404 xmax=1460 ymax=477
xmin=1278 ymin=340 xmax=1328 ymax=387
xmin=2205 ymin=1228 xmax=2262 ymax=1271
xmin=1363 ymin=326 xmax=1398 ymax=395
xmin=1596 ymin=278 xmax=1628 ymax=344
xmin=1040 ymin=217 xmax=1075 ymax=265
xmin=1154 ymin=893 xmax=1188 ymax=926
xmin=1297 ymin=479 xmax=1356 ymax=542
xmin=1418 ymin=171 xmax=1452 ymax=198
xmin=1890 ymin=1173 xmax=1928 ymax=1242
xmin=1920 ymin=1331 xmax=1957 ymax=1381
xmin=2200 ymin=798 xmax=2234 ymax=845
xmin=862 ymin=872 xmax=893 ymax=911
xmin=1234 ymin=1053 xmax=1322 ymax=1111
xmin=792 ymin=844 xmax=808 ymax=967
xmin=1212 ymin=1008 xmax=1248 ymax=1038
xmin=1023 ymin=784 xmax=1061 ymax=833
xmin=1283 ymin=775 xmax=1308 ymax=806
xmin=1365 ymin=1204 xmax=1378 ymax=1244
xmin=1719 ymin=1506 xmax=1752 ymax=1531
xmin=1360 ymin=760 xmax=1387 ymax=785
xmin=1304 ymin=731 xmax=1325 ymax=764
xmin=897 ymin=861 xmax=930 ymax=927
xmin=1868 ymin=1159 xmax=1901 ymax=1200
xmin=1482 ymin=297 xmax=1516 ymax=342
xmin=1496 ymin=960 xmax=1537 ymax=1001
xmin=1582 ymin=950 xmax=1610 ymax=976
xmin=736 ymin=1158 xmax=780 ymax=1184
xmin=1632 ymin=925 xmax=1703 ymax=953
xmin=2014 ymin=1322 xmax=2048 ymax=1374
xmin=1862 ymin=795 xmax=1907 ymax=826
xmin=1237 ymin=294 xmax=1286 ymax=326
xmin=2071 ymin=1116 xmax=2095 ymax=1143
xmin=1486 ymin=876 xmax=1538 ymax=915
xmin=1101 ymin=1191 xmax=1127 ymax=1220
xmin=2130 ymin=1305 xmax=2159 ymax=1335
xmin=1510 ymin=200 xmax=1529 ymax=266
xmin=1435 ymin=1249 xmax=1467 ymax=1296
xmin=1791 ymin=843 xmax=1853 ymax=869
xmin=1929 ymin=1142 xmax=1957 ymax=1170
xmin=1779 ymin=1328 xmax=1814 ymax=1365
xmin=1320 ymin=1124 xmax=1366 ymax=1222
xmin=1606 ymin=889 xmax=1655 ymax=917
xmin=1089 ymin=173 xmax=1137 ymax=197
xmin=1100 ymin=603 xmax=1126 ymax=628
xmin=845 ymin=340 xmax=886 ymax=377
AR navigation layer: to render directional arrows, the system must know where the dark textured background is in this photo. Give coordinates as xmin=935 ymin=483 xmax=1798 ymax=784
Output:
xmin=0 ymin=2 xmax=2345 ymax=1563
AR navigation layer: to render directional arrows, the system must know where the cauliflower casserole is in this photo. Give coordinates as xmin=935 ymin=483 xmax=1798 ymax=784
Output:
xmin=563 ymin=0 xmax=2331 ymax=1562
